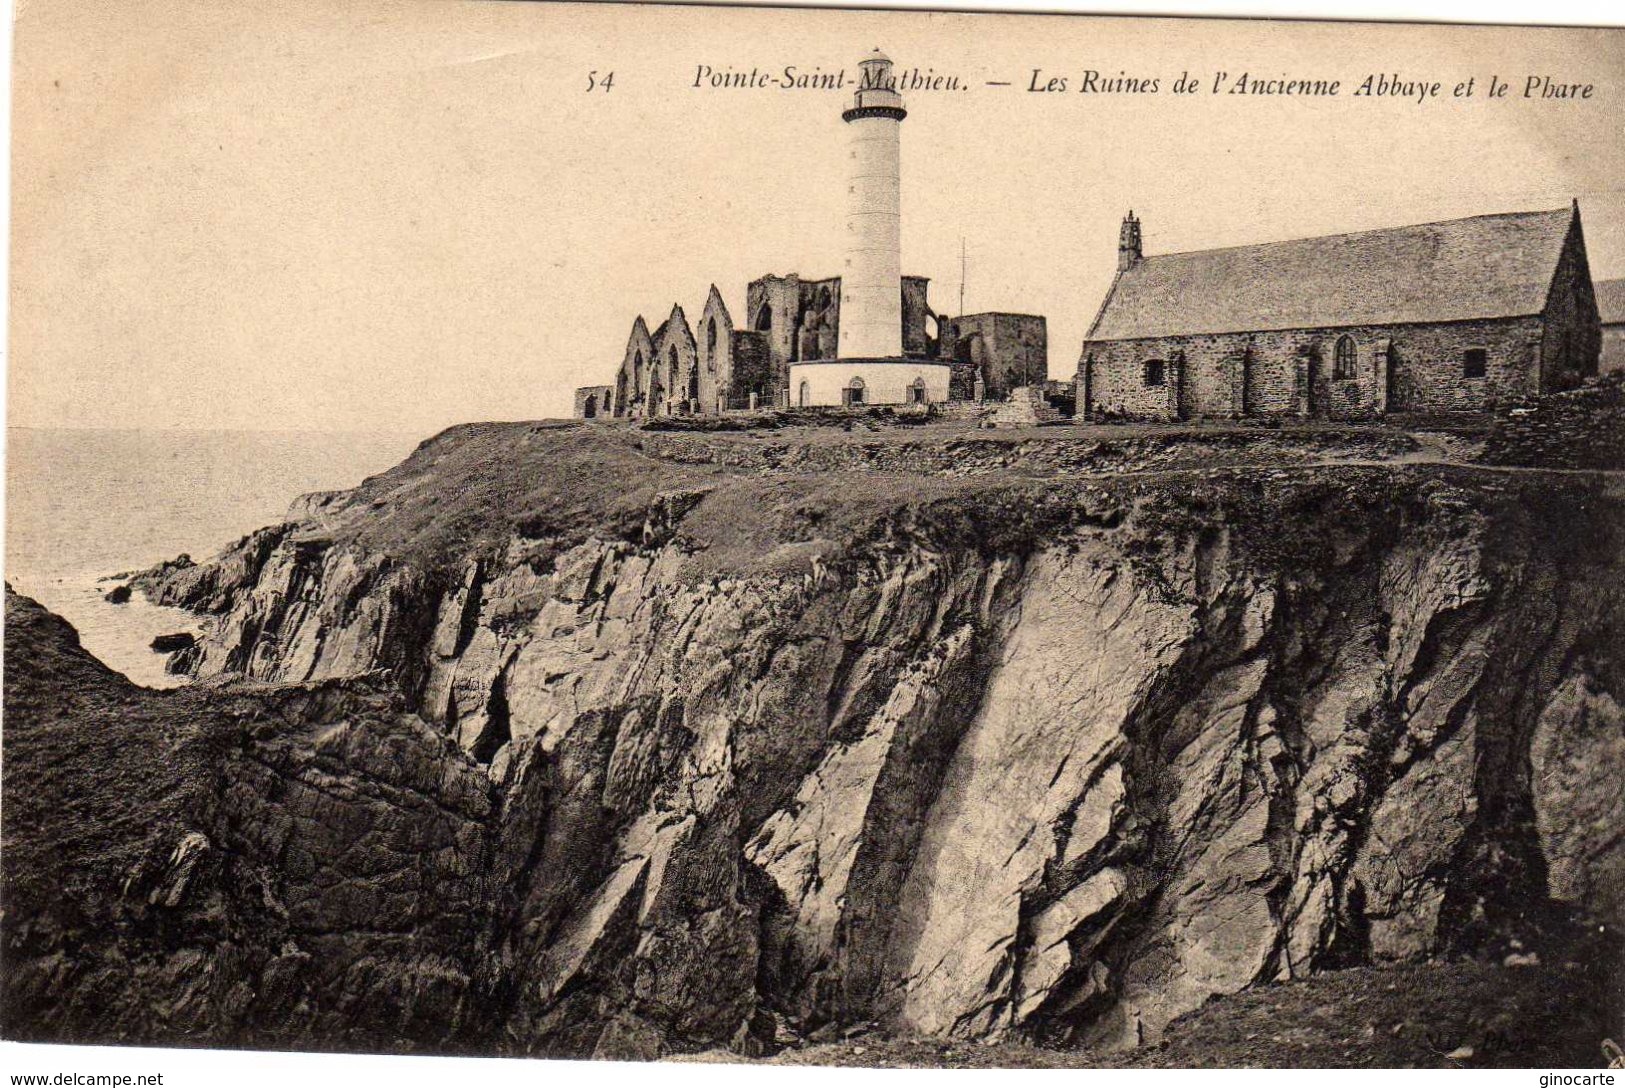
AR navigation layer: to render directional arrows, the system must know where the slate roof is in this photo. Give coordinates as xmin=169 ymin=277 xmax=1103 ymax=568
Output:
xmin=1596 ymin=278 xmax=1625 ymax=325
xmin=1088 ymin=207 xmax=1576 ymax=342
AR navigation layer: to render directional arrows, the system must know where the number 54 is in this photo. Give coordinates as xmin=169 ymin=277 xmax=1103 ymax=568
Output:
xmin=586 ymin=70 xmax=614 ymax=93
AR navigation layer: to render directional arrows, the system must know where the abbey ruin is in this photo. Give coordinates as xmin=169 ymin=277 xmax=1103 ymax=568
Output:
xmin=574 ymin=51 xmax=1047 ymax=418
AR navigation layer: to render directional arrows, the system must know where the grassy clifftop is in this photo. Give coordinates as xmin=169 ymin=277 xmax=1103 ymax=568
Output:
xmin=246 ymin=415 xmax=1502 ymax=584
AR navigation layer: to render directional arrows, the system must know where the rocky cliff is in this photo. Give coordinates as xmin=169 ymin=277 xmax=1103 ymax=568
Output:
xmin=10 ymin=420 xmax=1624 ymax=1061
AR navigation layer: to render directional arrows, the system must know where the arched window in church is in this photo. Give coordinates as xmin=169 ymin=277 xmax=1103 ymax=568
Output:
xmin=1142 ymin=359 xmax=1165 ymax=387
xmin=845 ymin=376 xmax=867 ymax=406
xmin=1334 ymin=336 xmax=1357 ymax=380
xmin=908 ymin=377 xmax=927 ymax=405
xmin=668 ymin=345 xmax=679 ymax=388
xmin=755 ymin=304 xmax=772 ymax=331
xmin=707 ymin=318 xmax=718 ymax=356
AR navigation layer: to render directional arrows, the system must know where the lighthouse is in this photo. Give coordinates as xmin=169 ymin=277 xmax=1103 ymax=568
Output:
xmin=786 ymin=50 xmax=952 ymax=407
xmin=839 ymin=50 xmax=906 ymax=359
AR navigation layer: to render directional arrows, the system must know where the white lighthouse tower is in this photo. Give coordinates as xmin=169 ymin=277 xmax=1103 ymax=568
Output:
xmin=839 ymin=50 xmax=906 ymax=359
xmin=789 ymin=50 xmax=948 ymax=407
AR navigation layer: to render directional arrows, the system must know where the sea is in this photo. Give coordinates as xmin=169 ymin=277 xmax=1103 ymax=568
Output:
xmin=5 ymin=428 xmax=424 ymax=688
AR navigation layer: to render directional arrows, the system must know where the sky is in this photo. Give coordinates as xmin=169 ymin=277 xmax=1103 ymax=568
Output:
xmin=10 ymin=0 xmax=1625 ymax=432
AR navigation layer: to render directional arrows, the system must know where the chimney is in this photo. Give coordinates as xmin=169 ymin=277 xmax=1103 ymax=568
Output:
xmin=1118 ymin=210 xmax=1142 ymax=272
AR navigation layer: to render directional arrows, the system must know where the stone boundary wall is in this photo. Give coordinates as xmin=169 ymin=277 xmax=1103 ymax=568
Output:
xmin=985 ymin=386 xmax=1064 ymax=429
xmin=1479 ymin=374 xmax=1625 ymax=470
xmin=639 ymin=426 xmax=1426 ymax=477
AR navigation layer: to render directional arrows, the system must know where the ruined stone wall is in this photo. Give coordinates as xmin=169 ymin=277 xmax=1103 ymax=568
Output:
xmin=746 ymin=276 xmax=803 ymax=382
xmin=614 ymin=319 xmax=656 ymax=418
xmin=726 ymin=331 xmax=775 ymax=409
xmin=978 ymin=314 xmax=1048 ymax=399
xmin=698 ymin=290 xmax=734 ymax=414
xmin=651 ymin=309 xmax=699 ymax=417
xmin=902 ymin=276 xmax=933 ymax=357
xmin=746 ymin=275 xmax=840 ymax=389
xmin=940 ymin=314 xmax=1047 ymax=401
xmin=800 ymin=278 xmax=841 ymax=363
xmin=750 ymin=273 xmax=930 ymax=379
xmin=573 ymin=386 xmax=613 ymax=419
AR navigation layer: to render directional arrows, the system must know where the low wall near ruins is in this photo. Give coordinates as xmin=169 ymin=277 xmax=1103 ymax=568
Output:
xmin=1479 ymin=373 xmax=1625 ymax=470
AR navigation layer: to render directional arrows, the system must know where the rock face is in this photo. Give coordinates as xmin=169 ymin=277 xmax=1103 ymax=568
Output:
xmin=1 ymin=591 xmax=495 ymax=1052
xmin=10 ymin=424 xmax=1624 ymax=1059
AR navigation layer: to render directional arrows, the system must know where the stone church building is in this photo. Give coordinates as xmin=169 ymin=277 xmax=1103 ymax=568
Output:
xmin=1597 ymin=277 xmax=1625 ymax=374
xmin=1077 ymin=204 xmax=1601 ymax=420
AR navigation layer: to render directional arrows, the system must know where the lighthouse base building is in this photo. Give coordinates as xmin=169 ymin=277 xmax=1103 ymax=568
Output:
xmin=789 ymin=357 xmax=952 ymax=407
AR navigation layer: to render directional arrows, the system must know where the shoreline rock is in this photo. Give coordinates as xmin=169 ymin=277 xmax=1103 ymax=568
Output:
xmin=149 ymin=631 xmax=196 ymax=654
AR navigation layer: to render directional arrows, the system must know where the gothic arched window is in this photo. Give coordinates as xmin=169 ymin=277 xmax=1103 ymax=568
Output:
xmin=707 ymin=318 xmax=718 ymax=356
xmin=1334 ymin=336 xmax=1357 ymax=380
xmin=755 ymin=304 xmax=772 ymax=331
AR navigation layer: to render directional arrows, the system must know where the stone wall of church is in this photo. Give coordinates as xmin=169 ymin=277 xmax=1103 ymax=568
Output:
xmin=1379 ymin=317 xmax=1544 ymax=412
xmin=1079 ymin=315 xmax=1553 ymax=421
xmin=1603 ymin=325 xmax=1625 ymax=375
xmin=1537 ymin=222 xmax=1602 ymax=393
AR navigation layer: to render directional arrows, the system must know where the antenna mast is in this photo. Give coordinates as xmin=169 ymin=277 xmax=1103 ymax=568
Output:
xmin=959 ymin=237 xmax=966 ymax=317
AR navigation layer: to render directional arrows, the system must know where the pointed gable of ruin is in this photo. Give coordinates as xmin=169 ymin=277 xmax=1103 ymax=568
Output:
xmin=650 ymin=304 xmax=699 ymax=409
xmin=615 ymin=315 xmax=656 ymax=412
xmin=653 ymin=304 xmax=697 ymax=357
xmin=699 ymin=285 xmax=734 ymax=390
xmin=700 ymin=285 xmax=734 ymax=353
xmin=1088 ymin=207 xmax=1578 ymax=342
xmin=622 ymin=315 xmax=654 ymax=362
